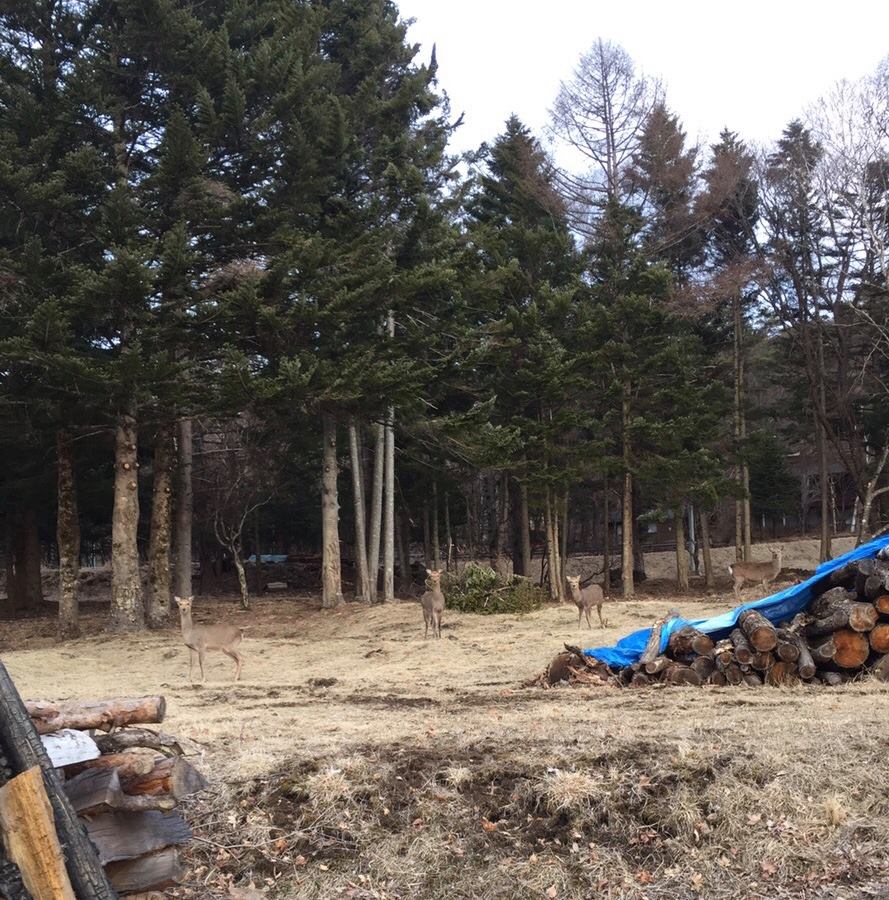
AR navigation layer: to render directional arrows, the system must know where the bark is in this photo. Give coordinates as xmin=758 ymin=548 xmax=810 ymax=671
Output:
xmin=25 ymin=696 xmax=166 ymax=735
xmin=602 ymin=476 xmax=611 ymax=593
xmin=766 ymin=660 xmax=796 ymax=686
xmin=395 ymin=509 xmax=408 ymax=588
xmin=445 ymin=492 xmax=454 ymax=572
xmin=787 ymin=633 xmax=816 ymax=679
xmin=105 ymin=847 xmax=182 ymax=894
xmin=382 ymin=403 xmax=395 ymax=602
xmin=173 ymin=418 xmax=193 ymax=599
xmin=348 ymin=420 xmax=370 ymax=601
xmin=816 ymin=412 xmax=832 ymax=562
xmin=700 ymin=509 xmax=714 ymax=589
xmin=252 ymin=512 xmax=264 ymax=595
xmin=664 ymin=664 xmax=702 ymax=686
xmin=147 ymin=424 xmax=174 ymax=628
xmin=82 ymin=810 xmax=191 ymax=866
xmin=621 ymin=444 xmax=634 ymax=598
xmin=422 ymin=497 xmax=432 ymax=569
xmin=544 ymin=488 xmax=561 ymax=601
xmin=730 ymin=628 xmax=753 ymax=664
xmin=320 ymin=413 xmax=344 ymax=608
xmin=559 ymin=490 xmax=569 ymax=584
xmin=519 ymin=482 xmax=531 ymax=577
xmin=668 ymin=626 xmax=714 ymax=657
xmin=56 ymin=431 xmax=80 ymax=639
xmin=674 ymin=504 xmax=688 ymax=591
xmin=857 ymin=441 xmax=889 ymax=544
xmin=432 ymin=481 xmax=441 ymax=570
xmin=117 ymin=757 xmax=207 ymax=800
xmin=111 ymin=414 xmax=144 ymax=631
xmin=640 ymin=616 xmax=669 ymax=666
xmin=875 ymin=595 xmax=889 ymax=615
xmin=808 ymin=636 xmax=836 ymax=665
xmin=367 ymin=421 xmax=384 ymax=602
xmin=832 ymin=628 xmax=869 ymax=668
xmin=232 ymin=547 xmax=249 ymax=610
xmin=737 ymin=609 xmax=778 ymax=652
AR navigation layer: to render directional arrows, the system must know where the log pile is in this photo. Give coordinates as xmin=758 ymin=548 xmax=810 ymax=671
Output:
xmin=543 ymin=553 xmax=889 ymax=689
xmin=0 ymin=684 xmax=206 ymax=897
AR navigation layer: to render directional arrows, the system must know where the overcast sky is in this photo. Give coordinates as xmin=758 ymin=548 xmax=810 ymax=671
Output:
xmin=397 ymin=0 xmax=889 ymax=156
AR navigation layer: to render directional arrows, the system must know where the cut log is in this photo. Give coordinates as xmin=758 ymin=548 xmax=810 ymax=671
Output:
xmin=828 ymin=563 xmax=857 ymax=587
xmin=729 ymin=629 xmax=753 ymax=664
xmin=870 ymin=653 xmax=889 ymax=682
xmin=738 ymin=610 xmax=778 ymax=652
xmin=863 ymin=575 xmax=885 ymax=600
xmin=713 ymin=640 xmax=734 ymax=667
xmin=786 ymin=634 xmax=816 ymax=679
xmin=630 ymin=673 xmax=650 ymax=688
xmin=639 ymin=617 xmax=668 ymax=666
xmin=644 ymin=656 xmax=669 ymax=676
xmin=63 ymin=768 xmax=176 ymax=815
xmin=775 ymin=630 xmax=800 ymax=663
xmin=870 ymin=624 xmax=889 ymax=654
xmin=804 ymin=609 xmax=850 ymax=637
xmin=819 ymin=671 xmax=847 ymax=686
xmin=67 ymin=752 xmax=155 ymax=780
xmin=105 ymin=847 xmax=183 ymax=894
xmin=690 ymin=656 xmax=715 ymax=679
xmin=832 ymin=629 xmax=870 ymax=669
xmin=875 ymin=595 xmax=889 ymax=615
xmin=0 ymin=662 xmax=117 ymax=899
xmin=708 ymin=670 xmax=727 ymax=686
xmin=766 ymin=660 xmax=796 ymax=686
xmin=723 ymin=662 xmax=743 ymax=685
xmin=663 ymin=664 xmax=702 ymax=686
xmin=120 ymin=757 xmax=208 ymax=800
xmin=0 ymin=766 xmax=76 ymax=900
xmin=26 ymin=697 xmax=166 ymax=735
xmin=667 ymin=626 xmax=714 ymax=658
xmin=93 ymin=728 xmax=181 ymax=756
xmin=83 ymin=811 xmax=191 ymax=866
xmin=751 ymin=650 xmax=774 ymax=671
xmin=742 ymin=672 xmax=763 ymax=687
xmin=808 ymin=636 xmax=836 ymax=665
xmin=848 ymin=602 xmax=879 ymax=632
xmin=810 ymin=587 xmax=856 ymax=617
xmin=40 ymin=729 xmax=100 ymax=768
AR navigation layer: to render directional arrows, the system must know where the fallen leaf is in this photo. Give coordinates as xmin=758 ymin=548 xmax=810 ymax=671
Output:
xmin=546 ymin=886 xmax=557 ymax=899
xmin=747 ymin=813 xmax=762 ymax=825
xmin=761 ymin=860 xmax=777 ymax=877
xmin=294 ymin=855 xmax=307 ymax=868
xmin=481 ymin=817 xmax=498 ymax=833
xmin=636 ymin=870 xmax=654 ymax=884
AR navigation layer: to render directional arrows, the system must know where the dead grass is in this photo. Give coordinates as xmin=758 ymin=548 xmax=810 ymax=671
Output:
xmin=1 ymin=539 xmax=887 ymax=898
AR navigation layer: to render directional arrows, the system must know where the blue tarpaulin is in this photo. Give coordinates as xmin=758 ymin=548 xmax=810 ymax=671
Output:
xmin=584 ymin=535 xmax=889 ymax=669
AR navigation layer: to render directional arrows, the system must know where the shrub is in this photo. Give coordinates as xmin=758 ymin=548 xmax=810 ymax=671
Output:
xmin=441 ymin=562 xmax=546 ymax=615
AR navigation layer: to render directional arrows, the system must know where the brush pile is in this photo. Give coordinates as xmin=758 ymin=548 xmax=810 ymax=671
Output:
xmin=541 ymin=553 xmax=889 ymax=689
xmin=0 ymin=690 xmax=206 ymax=896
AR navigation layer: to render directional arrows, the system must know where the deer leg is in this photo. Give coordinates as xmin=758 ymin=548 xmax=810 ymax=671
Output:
xmin=222 ymin=648 xmax=243 ymax=682
xmin=578 ymin=606 xmax=582 ymax=628
xmin=596 ymin=604 xmax=604 ymax=628
xmin=424 ymin=611 xmax=429 ymax=639
xmin=198 ymin=651 xmax=205 ymax=683
xmin=188 ymin=649 xmax=195 ymax=683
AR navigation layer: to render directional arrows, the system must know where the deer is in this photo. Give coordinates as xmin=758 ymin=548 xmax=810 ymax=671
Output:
xmin=566 ymin=575 xmax=606 ymax=628
xmin=421 ymin=569 xmax=445 ymax=639
xmin=728 ymin=547 xmax=783 ymax=600
xmin=173 ymin=596 xmax=245 ymax=683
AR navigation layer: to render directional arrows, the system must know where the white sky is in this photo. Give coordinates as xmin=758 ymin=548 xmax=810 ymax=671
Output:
xmin=397 ymin=0 xmax=889 ymax=156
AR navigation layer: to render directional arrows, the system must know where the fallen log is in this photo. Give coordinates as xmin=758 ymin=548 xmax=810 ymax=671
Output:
xmin=775 ymin=630 xmax=800 ymax=663
xmin=738 ymin=610 xmax=778 ymax=652
xmin=828 ymin=563 xmax=857 ymax=587
xmin=848 ymin=602 xmax=879 ymax=632
xmin=708 ymin=670 xmax=727 ymax=686
xmin=729 ymin=629 xmax=753 ymax=664
xmin=810 ymin=587 xmax=855 ymax=617
xmin=83 ymin=811 xmax=191 ymax=866
xmin=119 ymin=757 xmax=208 ymax=801
xmin=766 ymin=660 xmax=796 ymax=686
xmin=664 ymin=664 xmax=702 ymax=686
xmin=875 ymin=595 xmax=889 ymax=615
xmin=809 ymin=635 xmax=836 ymax=665
xmin=26 ymin=698 xmax=166 ymax=736
xmin=690 ymin=656 xmax=715 ymax=679
xmin=68 ymin=753 xmax=155 ymax=780
xmin=870 ymin=653 xmax=889 ymax=682
xmin=832 ymin=629 xmax=870 ymax=668
xmin=713 ymin=640 xmax=734 ymax=668
xmin=819 ymin=671 xmax=847 ymax=686
xmin=863 ymin=575 xmax=885 ymax=600
xmin=0 ymin=766 xmax=76 ymax=900
xmin=64 ymin=769 xmax=176 ymax=816
xmin=104 ymin=847 xmax=182 ymax=895
xmin=630 ymin=673 xmax=650 ymax=688
xmin=668 ymin=626 xmax=714 ymax=658
xmin=0 ymin=662 xmax=117 ymax=899
xmin=644 ymin=656 xmax=670 ymax=676
xmin=40 ymin=729 xmax=100 ymax=768
xmin=787 ymin=633 xmax=816 ymax=679
xmin=639 ymin=617 xmax=669 ymax=666
xmin=805 ymin=609 xmax=850 ymax=638
xmin=742 ymin=672 xmax=763 ymax=687
xmin=750 ymin=650 xmax=773 ymax=672
xmin=93 ymin=729 xmax=181 ymax=757
xmin=869 ymin=624 xmax=889 ymax=654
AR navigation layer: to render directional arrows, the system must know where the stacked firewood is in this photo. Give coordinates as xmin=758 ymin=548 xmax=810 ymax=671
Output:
xmin=544 ymin=553 xmax=889 ymax=689
xmin=1 ymin=695 xmax=205 ymax=897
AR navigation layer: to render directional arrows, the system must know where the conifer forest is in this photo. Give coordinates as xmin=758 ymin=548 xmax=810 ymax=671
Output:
xmin=2 ymin=3 xmax=889 ymax=898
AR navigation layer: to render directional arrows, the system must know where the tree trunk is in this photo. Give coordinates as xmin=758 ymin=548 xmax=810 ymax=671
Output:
xmin=111 ymin=414 xmax=144 ymax=631
xmin=445 ymin=492 xmax=454 ymax=572
xmin=252 ymin=511 xmax=264 ymax=595
xmin=544 ymin=488 xmax=559 ymax=601
xmin=621 ymin=383 xmax=634 ymax=598
xmin=147 ymin=424 xmax=174 ymax=628
xmin=700 ymin=509 xmax=714 ymax=589
xmin=348 ymin=419 xmax=369 ymax=601
xmin=559 ymin=491 xmax=569 ymax=585
xmin=675 ymin=504 xmax=688 ymax=592
xmin=173 ymin=418 xmax=193 ymax=599
xmin=366 ymin=422 xmax=384 ymax=602
xmin=519 ymin=482 xmax=531 ymax=577
xmin=432 ymin=481 xmax=441 ymax=570
xmin=602 ymin=476 xmax=611 ymax=593
xmin=422 ymin=497 xmax=432 ymax=569
xmin=56 ymin=431 xmax=80 ymax=639
xmin=383 ymin=403 xmax=395 ymax=603
xmin=4 ymin=509 xmax=45 ymax=615
xmin=395 ymin=509 xmax=408 ymax=588
xmin=733 ymin=293 xmax=745 ymax=562
xmin=321 ymin=413 xmax=344 ymax=608
xmin=232 ymin=545 xmax=249 ymax=610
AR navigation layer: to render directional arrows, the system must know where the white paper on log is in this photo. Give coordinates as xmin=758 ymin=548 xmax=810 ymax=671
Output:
xmin=41 ymin=729 xmax=100 ymax=767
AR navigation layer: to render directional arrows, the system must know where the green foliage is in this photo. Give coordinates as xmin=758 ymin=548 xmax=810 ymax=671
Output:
xmin=747 ymin=432 xmax=799 ymax=518
xmin=442 ymin=563 xmax=546 ymax=615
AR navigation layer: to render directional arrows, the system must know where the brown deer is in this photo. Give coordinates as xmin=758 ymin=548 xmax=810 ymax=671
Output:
xmin=728 ymin=547 xmax=783 ymax=600
xmin=421 ymin=569 xmax=445 ymax=639
xmin=566 ymin=575 xmax=606 ymax=628
xmin=173 ymin=596 xmax=245 ymax=683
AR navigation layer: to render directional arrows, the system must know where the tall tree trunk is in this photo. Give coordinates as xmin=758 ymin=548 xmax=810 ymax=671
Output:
xmin=110 ymin=414 xmax=144 ymax=631
xmin=560 ymin=491 xmax=569 ymax=584
xmin=367 ymin=422 xmax=384 ymax=602
xmin=383 ymin=405 xmax=395 ymax=602
xmin=602 ymin=476 xmax=611 ymax=593
xmin=4 ymin=509 xmax=44 ymax=615
xmin=445 ymin=492 xmax=454 ymax=572
xmin=675 ymin=505 xmax=688 ymax=592
xmin=173 ymin=418 xmax=193 ymax=598
xmin=422 ymin=497 xmax=432 ymax=569
xmin=432 ymin=481 xmax=441 ymax=570
xmin=147 ymin=424 xmax=174 ymax=628
xmin=252 ymin=511 xmax=264 ymax=595
xmin=395 ymin=508 xmax=408 ymax=589
xmin=56 ymin=431 xmax=80 ymax=639
xmin=621 ymin=382 xmax=634 ymax=598
xmin=348 ymin=419 xmax=369 ymax=601
xmin=857 ymin=442 xmax=889 ymax=544
xmin=544 ymin=488 xmax=559 ymax=601
xmin=321 ymin=413 xmax=344 ymax=608
xmin=519 ymin=482 xmax=531 ymax=578
xmin=232 ymin=544 xmax=249 ymax=609
xmin=700 ymin=509 xmax=714 ymax=590
xmin=815 ymin=327 xmax=832 ymax=560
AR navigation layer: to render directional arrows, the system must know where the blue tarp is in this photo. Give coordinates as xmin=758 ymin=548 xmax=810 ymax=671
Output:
xmin=584 ymin=535 xmax=889 ymax=669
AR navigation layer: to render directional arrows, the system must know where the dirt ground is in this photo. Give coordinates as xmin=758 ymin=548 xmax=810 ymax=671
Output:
xmin=3 ymin=539 xmax=889 ymax=899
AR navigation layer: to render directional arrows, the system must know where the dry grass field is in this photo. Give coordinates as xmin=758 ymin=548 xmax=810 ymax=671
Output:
xmin=2 ymin=540 xmax=888 ymax=899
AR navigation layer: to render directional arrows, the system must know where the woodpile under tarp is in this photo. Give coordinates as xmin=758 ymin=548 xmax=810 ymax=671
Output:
xmin=537 ymin=546 xmax=889 ymax=690
xmin=0 ymin=664 xmax=206 ymax=898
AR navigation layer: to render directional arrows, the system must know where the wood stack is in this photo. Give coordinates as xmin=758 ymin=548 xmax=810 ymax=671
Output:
xmin=0 ymin=690 xmax=206 ymax=897
xmin=619 ymin=556 xmax=889 ymax=688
